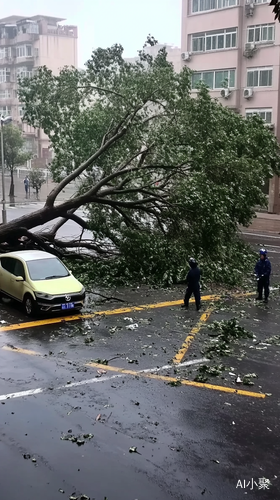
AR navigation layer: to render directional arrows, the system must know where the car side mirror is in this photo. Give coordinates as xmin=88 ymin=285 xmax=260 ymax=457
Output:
xmin=15 ymin=276 xmax=24 ymax=282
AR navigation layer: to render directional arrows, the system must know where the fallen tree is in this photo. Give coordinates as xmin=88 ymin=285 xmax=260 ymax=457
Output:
xmin=2 ymin=38 xmax=278 ymax=286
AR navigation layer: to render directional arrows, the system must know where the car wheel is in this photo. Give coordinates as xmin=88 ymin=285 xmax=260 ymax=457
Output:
xmin=23 ymin=294 xmax=37 ymax=317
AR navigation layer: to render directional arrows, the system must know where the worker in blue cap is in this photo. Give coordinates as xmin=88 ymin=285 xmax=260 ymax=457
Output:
xmin=254 ymin=248 xmax=271 ymax=303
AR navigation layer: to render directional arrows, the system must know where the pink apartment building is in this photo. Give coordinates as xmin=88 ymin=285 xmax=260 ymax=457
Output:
xmin=181 ymin=0 xmax=280 ymax=213
xmin=0 ymin=15 xmax=78 ymax=160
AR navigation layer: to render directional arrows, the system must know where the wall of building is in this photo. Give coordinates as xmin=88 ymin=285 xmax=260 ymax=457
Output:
xmin=125 ymin=44 xmax=182 ymax=73
xmin=181 ymin=0 xmax=280 ymax=213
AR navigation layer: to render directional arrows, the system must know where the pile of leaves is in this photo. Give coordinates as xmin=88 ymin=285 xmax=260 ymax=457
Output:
xmin=194 ymin=363 xmax=226 ymax=383
xmin=203 ymin=318 xmax=254 ymax=359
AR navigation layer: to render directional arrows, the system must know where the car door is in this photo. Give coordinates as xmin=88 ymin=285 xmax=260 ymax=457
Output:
xmin=0 ymin=257 xmax=17 ymax=298
xmin=0 ymin=257 xmax=25 ymax=301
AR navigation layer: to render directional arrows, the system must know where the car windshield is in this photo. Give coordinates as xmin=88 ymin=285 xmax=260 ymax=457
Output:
xmin=27 ymin=258 xmax=70 ymax=281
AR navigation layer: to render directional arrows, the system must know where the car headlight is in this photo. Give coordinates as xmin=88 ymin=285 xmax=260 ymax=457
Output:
xmin=34 ymin=292 xmax=52 ymax=299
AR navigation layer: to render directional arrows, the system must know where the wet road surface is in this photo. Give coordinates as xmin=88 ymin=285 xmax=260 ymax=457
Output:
xmin=0 ymin=233 xmax=280 ymax=499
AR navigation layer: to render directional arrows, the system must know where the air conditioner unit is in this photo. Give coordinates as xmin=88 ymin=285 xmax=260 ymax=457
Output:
xmin=245 ymin=2 xmax=254 ymax=16
xmin=181 ymin=51 xmax=192 ymax=61
xmin=220 ymin=88 xmax=231 ymax=99
xmin=243 ymin=88 xmax=254 ymax=99
xmin=265 ymin=123 xmax=274 ymax=130
xmin=243 ymin=42 xmax=257 ymax=57
xmin=245 ymin=42 xmax=256 ymax=51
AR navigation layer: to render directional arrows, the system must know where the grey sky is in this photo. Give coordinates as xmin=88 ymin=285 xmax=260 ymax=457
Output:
xmin=1 ymin=0 xmax=182 ymax=67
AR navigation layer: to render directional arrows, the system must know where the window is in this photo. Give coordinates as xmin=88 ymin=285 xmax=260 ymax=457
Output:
xmin=247 ymin=24 xmax=275 ymax=43
xmin=17 ymin=67 xmax=33 ymax=79
xmin=192 ymin=28 xmax=237 ymax=52
xmin=23 ymin=140 xmax=34 ymax=153
xmin=247 ymin=67 xmax=272 ymax=87
xmin=1 ymin=257 xmax=16 ymax=274
xmin=254 ymin=0 xmax=269 ymax=4
xmin=0 ymin=90 xmax=11 ymax=99
xmin=16 ymin=45 xmax=33 ymax=58
xmin=0 ymin=47 xmax=11 ymax=59
xmin=0 ymin=106 xmax=11 ymax=116
xmin=0 ymin=68 xmax=11 ymax=83
xmin=26 ymin=23 xmax=39 ymax=34
xmin=246 ymin=108 xmax=272 ymax=123
xmin=18 ymin=106 xmax=24 ymax=117
xmin=192 ymin=0 xmax=237 ymax=13
xmin=27 ymin=258 xmax=69 ymax=281
xmin=192 ymin=69 xmax=235 ymax=89
xmin=14 ymin=260 xmax=25 ymax=279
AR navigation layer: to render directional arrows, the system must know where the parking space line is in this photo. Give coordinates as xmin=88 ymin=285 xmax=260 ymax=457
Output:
xmin=173 ymin=306 xmax=214 ymax=364
xmin=0 ymin=292 xmax=255 ymax=334
xmin=2 ymin=346 xmax=41 ymax=356
xmin=86 ymin=361 xmax=265 ymax=398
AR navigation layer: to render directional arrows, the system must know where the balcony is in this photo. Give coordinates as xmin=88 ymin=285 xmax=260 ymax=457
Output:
xmin=0 ymin=98 xmax=14 ymax=105
xmin=0 ymin=32 xmax=39 ymax=47
xmin=15 ymin=55 xmax=35 ymax=65
xmin=15 ymin=32 xmax=39 ymax=44
xmin=0 ymin=56 xmax=16 ymax=66
xmin=0 ymin=37 xmax=14 ymax=47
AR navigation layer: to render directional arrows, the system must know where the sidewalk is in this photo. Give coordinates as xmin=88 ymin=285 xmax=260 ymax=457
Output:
xmin=241 ymin=212 xmax=280 ymax=234
xmin=2 ymin=173 xmax=77 ymax=205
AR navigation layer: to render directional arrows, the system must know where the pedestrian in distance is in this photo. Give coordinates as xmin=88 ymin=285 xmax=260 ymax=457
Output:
xmin=255 ymin=248 xmax=271 ymax=304
xmin=181 ymin=258 xmax=201 ymax=311
xmin=24 ymin=175 xmax=29 ymax=198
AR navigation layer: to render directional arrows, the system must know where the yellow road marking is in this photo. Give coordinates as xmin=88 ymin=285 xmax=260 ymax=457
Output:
xmin=0 ymin=291 xmax=254 ymax=333
xmin=86 ymin=362 xmax=265 ymax=398
xmin=2 ymin=345 xmax=41 ymax=356
xmin=173 ymin=306 xmax=214 ymax=364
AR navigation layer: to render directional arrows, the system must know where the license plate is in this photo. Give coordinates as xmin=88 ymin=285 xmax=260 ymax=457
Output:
xmin=62 ymin=302 xmax=75 ymax=310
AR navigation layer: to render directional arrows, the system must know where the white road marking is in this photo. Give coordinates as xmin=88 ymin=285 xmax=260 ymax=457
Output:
xmin=0 ymin=359 xmax=207 ymax=402
xmin=262 ymin=250 xmax=280 ymax=254
xmin=0 ymin=388 xmax=43 ymax=401
xmin=258 ymin=244 xmax=280 ymax=249
xmin=242 ymin=232 xmax=280 ymax=239
xmin=139 ymin=358 xmax=208 ymax=374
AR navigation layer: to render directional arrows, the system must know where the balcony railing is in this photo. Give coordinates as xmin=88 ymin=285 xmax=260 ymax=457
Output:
xmin=0 ymin=56 xmax=16 ymax=65
xmin=15 ymin=55 xmax=35 ymax=65
xmin=0 ymin=32 xmax=39 ymax=46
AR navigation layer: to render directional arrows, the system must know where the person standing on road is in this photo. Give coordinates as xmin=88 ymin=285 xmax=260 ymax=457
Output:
xmin=182 ymin=258 xmax=201 ymax=311
xmin=255 ymin=248 xmax=271 ymax=303
xmin=24 ymin=176 xmax=29 ymax=198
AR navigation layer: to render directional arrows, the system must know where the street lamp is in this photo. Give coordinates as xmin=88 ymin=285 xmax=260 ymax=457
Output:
xmin=0 ymin=115 xmax=12 ymax=224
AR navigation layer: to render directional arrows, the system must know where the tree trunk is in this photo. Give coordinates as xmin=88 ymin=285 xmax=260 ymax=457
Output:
xmin=9 ymin=168 xmax=15 ymax=207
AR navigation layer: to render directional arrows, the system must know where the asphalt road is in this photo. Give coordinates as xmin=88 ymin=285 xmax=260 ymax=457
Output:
xmin=0 ymin=221 xmax=280 ymax=499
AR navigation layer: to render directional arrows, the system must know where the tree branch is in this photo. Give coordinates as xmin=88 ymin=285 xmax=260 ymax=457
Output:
xmin=61 ymin=212 xmax=89 ymax=230
xmin=45 ymin=124 xmax=128 ymax=208
xmin=53 ymin=238 xmax=116 ymax=255
xmin=15 ymin=228 xmax=65 ymax=258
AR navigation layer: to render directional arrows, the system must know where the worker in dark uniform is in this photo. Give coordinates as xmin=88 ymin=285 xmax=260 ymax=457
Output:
xmin=182 ymin=258 xmax=201 ymax=311
xmin=255 ymin=248 xmax=271 ymax=303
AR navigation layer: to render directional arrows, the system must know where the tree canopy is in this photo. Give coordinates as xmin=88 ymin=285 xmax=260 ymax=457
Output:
xmin=0 ymin=124 xmax=31 ymax=197
xmin=3 ymin=39 xmax=278 ymax=286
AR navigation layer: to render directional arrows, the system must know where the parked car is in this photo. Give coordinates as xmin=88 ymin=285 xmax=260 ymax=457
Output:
xmin=0 ymin=250 xmax=85 ymax=316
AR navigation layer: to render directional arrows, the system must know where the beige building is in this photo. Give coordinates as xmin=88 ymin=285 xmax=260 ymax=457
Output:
xmin=0 ymin=15 xmax=78 ymax=160
xmin=126 ymin=44 xmax=182 ymax=73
